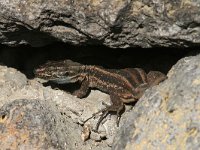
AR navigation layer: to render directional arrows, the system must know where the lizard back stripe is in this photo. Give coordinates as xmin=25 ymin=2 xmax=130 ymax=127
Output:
xmin=133 ymin=68 xmax=148 ymax=83
xmin=86 ymin=66 xmax=143 ymax=90
xmin=88 ymin=75 xmax=136 ymax=97
xmin=118 ymin=68 xmax=147 ymax=87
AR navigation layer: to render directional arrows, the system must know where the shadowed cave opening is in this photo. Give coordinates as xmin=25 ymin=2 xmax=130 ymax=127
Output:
xmin=0 ymin=43 xmax=194 ymax=80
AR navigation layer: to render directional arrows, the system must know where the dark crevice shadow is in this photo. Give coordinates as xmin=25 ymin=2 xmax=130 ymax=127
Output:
xmin=0 ymin=43 xmax=194 ymax=80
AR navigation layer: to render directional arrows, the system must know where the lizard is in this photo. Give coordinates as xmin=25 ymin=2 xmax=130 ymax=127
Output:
xmin=34 ymin=59 xmax=167 ymax=131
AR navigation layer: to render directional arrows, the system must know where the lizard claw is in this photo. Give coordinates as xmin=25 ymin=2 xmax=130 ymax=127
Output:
xmin=94 ymin=104 xmax=124 ymax=132
xmin=83 ymin=106 xmax=109 ymax=132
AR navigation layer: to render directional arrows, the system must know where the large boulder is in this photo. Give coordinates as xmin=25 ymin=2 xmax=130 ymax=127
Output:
xmin=113 ymin=54 xmax=200 ymax=149
xmin=0 ymin=0 xmax=200 ymax=48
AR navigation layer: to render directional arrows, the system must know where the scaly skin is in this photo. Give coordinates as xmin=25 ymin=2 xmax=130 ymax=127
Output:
xmin=35 ymin=59 xmax=167 ymax=131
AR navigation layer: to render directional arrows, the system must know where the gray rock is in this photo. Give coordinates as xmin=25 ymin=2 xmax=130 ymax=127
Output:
xmin=0 ymin=99 xmax=68 ymax=149
xmin=0 ymin=0 xmax=200 ymax=48
xmin=112 ymin=54 xmax=200 ymax=149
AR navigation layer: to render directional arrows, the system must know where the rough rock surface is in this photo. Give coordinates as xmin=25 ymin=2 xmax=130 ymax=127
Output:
xmin=0 ymin=0 xmax=200 ymax=48
xmin=0 ymin=99 xmax=68 ymax=149
xmin=113 ymin=54 xmax=200 ymax=149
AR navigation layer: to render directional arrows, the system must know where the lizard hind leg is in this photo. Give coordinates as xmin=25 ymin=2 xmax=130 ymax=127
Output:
xmin=83 ymin=105 xmax=109 ymax=132
xmin=94 ymin=94 xmax=124 ymax=132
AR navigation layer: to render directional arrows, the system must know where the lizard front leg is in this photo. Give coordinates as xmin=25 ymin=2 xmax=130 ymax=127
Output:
xmin=73 ymin=79 xmax=90 ymax=98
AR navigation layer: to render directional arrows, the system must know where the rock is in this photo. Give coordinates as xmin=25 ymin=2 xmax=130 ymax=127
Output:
xmin=112 ymin=54 xmax=200 ymax=149
xmin=0 ymin=99 xmax=68 ymax=149
xmin=0 ymin=1 xmax=200 ymax=48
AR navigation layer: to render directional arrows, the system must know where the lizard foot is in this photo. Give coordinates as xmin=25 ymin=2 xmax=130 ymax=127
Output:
xmin=83 ymin=101 xmax=124 ymax=132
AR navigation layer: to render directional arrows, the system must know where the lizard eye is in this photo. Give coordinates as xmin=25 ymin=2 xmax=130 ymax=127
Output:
xmin=64 ymin=71 xmax=70 ymax=76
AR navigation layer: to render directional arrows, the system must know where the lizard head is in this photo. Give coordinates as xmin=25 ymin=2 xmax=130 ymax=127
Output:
xmin=34 ymin=60 xmax=86 ymax=84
